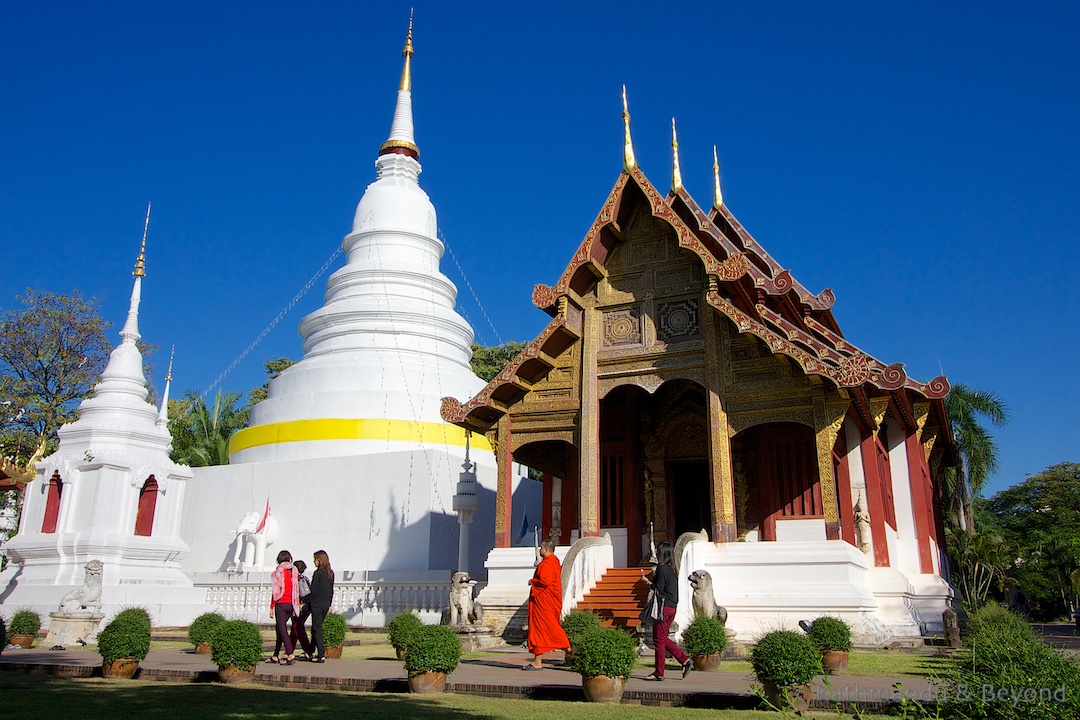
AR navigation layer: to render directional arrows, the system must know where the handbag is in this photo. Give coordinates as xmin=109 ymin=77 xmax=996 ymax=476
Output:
xmin=639 ymin=588 xmax=664 ymax=622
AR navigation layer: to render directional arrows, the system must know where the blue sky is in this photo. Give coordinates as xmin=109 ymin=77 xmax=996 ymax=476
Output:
xmin=2 ymin=2 xmax=1077 ymax=498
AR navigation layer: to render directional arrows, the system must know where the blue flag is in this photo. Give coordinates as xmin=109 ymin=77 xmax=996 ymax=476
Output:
xmin=516 ymin=511 xmax=529 ymax=543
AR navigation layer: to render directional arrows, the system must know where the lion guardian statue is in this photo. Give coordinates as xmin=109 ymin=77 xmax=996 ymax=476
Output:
xmin=58 ymin=560 xmax=104 ymax=614
xmin=446 ymin=571 xmax=483 ymax=626
xmin=688 ymin=569 xmax=727 ymax=624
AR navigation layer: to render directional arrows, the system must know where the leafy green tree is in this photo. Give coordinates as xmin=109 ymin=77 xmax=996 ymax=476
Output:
xmin=248 ymin=357 xmax=295 ymax=405
xmin=1 ymin=290 xmax=112 ymax=544
xmin=941 ymin=383 xmax=1009 ymax=533
xmin=986 ymin=463 xmax=1080 ymax=620
xmin=470 ymin=341 xmax=526 ymax=383
xmin=168 ymin=389 xmax=250 ymax=466
xmin=945 ymin=525 xmax=1007 ymax=610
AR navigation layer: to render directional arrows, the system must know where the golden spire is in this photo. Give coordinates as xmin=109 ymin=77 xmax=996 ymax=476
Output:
xmin=166 ymin=345 xmax=175 ymax=382
xmin=133 ymin=201 xmax=150 ymax=277
xmin=712 ymin=146 xmax=724 ymax=210
xmin=671 ymin=118 xmax=682 ymax=193
xmin=622 ymin=85 xmax=636 ymax=172
xmin=399 ymin=10 xmax=414 ymax=92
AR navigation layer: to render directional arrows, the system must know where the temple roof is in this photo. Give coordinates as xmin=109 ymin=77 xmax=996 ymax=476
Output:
xmin=442 ymin=158 xmax=950 ymax=434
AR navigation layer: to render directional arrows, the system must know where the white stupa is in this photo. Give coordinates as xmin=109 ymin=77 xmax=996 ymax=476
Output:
xmin=0 ymin=209 xmax=205 ymax=625
xmin=178 ymin=24 xmax=533 ymax=594
xmin=228 ymin=21 xmax=482 ymax=465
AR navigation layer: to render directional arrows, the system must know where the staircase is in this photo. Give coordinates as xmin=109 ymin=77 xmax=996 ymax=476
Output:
xmin=572 ymin=568 xmax=649 ymax=632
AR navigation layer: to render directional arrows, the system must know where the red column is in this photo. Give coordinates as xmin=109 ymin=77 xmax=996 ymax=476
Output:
xmin=859 ymin=434 xmax=891 ymax=567
xmin=834 ymin=448 xmax=856 ymax=547
xmin=905 ymin=435 xmax=935 ymax=574
xmin=134 ymin=477 xmax=159 ymax=537
xmin=41 ymin=472 xmax=62 ymax=534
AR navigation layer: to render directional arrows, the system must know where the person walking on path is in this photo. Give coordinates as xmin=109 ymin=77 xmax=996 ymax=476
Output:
xmin=523 ymin=538 xmax=570 ymax=670
xmin=290 ymin=559 xmax=315 ymax=659
xmin=270 ymin=550 xmax=300 ymax=665
xmin=641 ymin=541 xmax=690 ymax=681
xmin=309 ymin=549 xmax=335 ymax=663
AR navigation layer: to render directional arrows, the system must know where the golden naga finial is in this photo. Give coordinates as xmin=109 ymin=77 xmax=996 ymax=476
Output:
xmin=399 ymin=10 xmax=414 ymax=92
xmin=166 ymin=345 xmax=175 ymax=382
xmin=712 ymin=146 xmax=724 ymax=210
xmin=671 ymin=118 xmax=682 ymax=193
xmin=622 ymin=85 xmax=636 ymax=172
xmin=133 ymin=201 xmax=150 ymax=277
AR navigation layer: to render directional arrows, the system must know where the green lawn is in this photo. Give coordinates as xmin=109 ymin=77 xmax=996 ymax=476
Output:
xmin=716 ymin=648 xmax=947 ymax=679
xmin=0 ymin=673 xmax=849 ymax=720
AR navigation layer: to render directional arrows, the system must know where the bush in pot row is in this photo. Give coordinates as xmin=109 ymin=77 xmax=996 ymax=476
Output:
xmin=570 ymin=626 xmax=636 ymax=679
xmin=97 ymin=610 xmax=152 ymax=665
xmin=322 ymin=612 xmax=348 ymax=651
xmin=387 ymin=611 xmax=423 ymax=651
xmin=8 ymin=609 xmax=41 ymax=638
xmin=187 ymin=612 xmax=226 ymax=648
xmin=403 ymin=624 xmax=461 ymax=678
xmin=751 ymin=629 xmax=821 ymax=711
xmin=806 ymin=615 xmax=852 ymax=653
xmin=682 ymin=615 xmax=728 ymax=658
xmin=210 ymin=619 xmax=263 ymax=673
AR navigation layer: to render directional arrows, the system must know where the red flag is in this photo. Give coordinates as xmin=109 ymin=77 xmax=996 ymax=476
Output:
xmin=255 ymin=499 xmax=270 ymax=533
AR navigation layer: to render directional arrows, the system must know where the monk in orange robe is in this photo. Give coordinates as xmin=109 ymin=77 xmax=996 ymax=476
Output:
xmin=524 ymin=539 xmax=570 ymax=670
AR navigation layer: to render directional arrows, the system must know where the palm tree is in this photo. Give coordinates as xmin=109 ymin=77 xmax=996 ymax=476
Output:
xmin=168 ymin=389 xmax=250 ymax=466
xmin=942 ymin=383 xmax=1009 ymax=534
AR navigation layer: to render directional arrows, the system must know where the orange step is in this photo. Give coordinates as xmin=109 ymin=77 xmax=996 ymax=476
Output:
xmin=571 ymin=568 xmax=651 ymax=632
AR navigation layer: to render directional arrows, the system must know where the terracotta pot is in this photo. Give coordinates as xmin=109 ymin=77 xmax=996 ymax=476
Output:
xmin=102 ymin=658 xmax=139 ymax=679
xmin=324 ymin=645 xmax=343 ymax=659
xmin=218 ymin=664 xmax=256 ymax=684
xmin=395 ymin=646 xmax=406 ymax=661
xmin=762 ymin=681 xmax=812 ymax=713
xmin=195 ymin=642 xmax=212 ymax=655
xmin=581 ymin=674 xmax=625 ymax=703
xmin=9 ymin=634 xmax=35 ymax=649
xmin=408 ymin=671 xmax=447 ymax=693
xmin=692 ymin=653 xmax=722 ymax=672
xmin=822 ymin=649 xmax=849 ymax=674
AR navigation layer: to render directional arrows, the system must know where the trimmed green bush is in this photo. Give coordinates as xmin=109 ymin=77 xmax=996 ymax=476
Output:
xmin=8 ymin=609 xmax=41 ymax=636
xmin=561 ymin=610 xmax=602 ymax=649
xmin=322 ymin=612 xmax=348 ymax=648
xmin=939 ymin=603 xmax=1080 ymax=720
xmin=751 ymin=630 xmax=821 ymax=688
xmin=807 ymin=615 xmax=852 ymax=653
xmin=571 ymin=627 xmax=637 ymax=679
xmin=210 ymin=620 xmax=263 ymax=672
xmin=97 ymin=611 xmax=151 ymax=663
xmin=682 ymin=615 xmax=728 ymax=657
xmin=403 ymin=624 xmax=461 ymax=678
xmin=387 ymin=611 xmax=423 ymax=650
xmin=187 ymin=612 xmax=226 ymax=647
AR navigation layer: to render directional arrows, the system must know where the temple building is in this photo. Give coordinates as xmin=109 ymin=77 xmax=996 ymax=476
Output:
xmin=444 ymin=101 xmax=956 ymax=641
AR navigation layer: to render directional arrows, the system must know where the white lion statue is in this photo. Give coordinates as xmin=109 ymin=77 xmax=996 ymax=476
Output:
xmin=447 ymin=571 xmax=483 ymax=626
xmin=688 ymin=569 xmax=727 ymax=624
xmin=58 ymin=560 xmax=104 ymax=614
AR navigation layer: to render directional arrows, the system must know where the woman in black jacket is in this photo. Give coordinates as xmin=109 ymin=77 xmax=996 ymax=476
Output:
xmin=309 ymin=549 xmax=335 ymax=662
xmin=642 ymin=541 xmax=691 ymax=680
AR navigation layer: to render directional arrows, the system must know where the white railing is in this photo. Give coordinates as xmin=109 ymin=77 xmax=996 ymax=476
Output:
xmin=194 ymin=574 xmax=452 ymax=626
xmin=560 ymin=533 xmax=614 ymax=614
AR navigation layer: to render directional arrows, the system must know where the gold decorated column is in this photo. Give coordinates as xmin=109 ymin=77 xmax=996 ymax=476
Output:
xmin=704 ymin=306 xmax=737 ymax=541
xmin=578 ymin=305 xmax=601 ymax=536
xmin=813 ymin=394 xmax=848 ymax=540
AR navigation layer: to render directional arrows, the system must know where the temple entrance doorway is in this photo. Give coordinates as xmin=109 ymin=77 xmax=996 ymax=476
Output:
xmin=734 ymin=422 xmax=820 ymax=541
xmin=668 ymin=459 xmax=710 ymax=539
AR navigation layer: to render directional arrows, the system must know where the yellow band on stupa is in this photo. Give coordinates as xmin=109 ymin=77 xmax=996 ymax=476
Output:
xmin=228 ymin=418 xmax=492 ymax=457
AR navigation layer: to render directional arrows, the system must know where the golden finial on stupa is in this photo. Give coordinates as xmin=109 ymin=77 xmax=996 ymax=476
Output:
xmin=166 ymin=345 xmax=175 ymax=382
xmin=671 ymin=118 xmax=682 ymax=193
xmin=399 ymin=10 xmax=414 ymax=92
xmin=133 ymin=201 xmax=150 ymax=277
xmin=622 ymin=85 xmax=636 ymax=172
xmin=712 ymin=146 xmax=724 ymax=210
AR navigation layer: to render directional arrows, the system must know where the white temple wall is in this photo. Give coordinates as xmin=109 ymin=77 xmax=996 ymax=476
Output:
xmin=885 ymin=422 xmax=921 ymax=578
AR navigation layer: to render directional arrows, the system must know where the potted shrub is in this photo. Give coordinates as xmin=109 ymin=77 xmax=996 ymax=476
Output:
xmin=403 ymin=624 xmax=461 ymax=693
xmin=322 ymin=612 xmax=348 ymax=659
xmin=97 ymin=609 xmax=151 ymax=678
xmin=682 ymin=615 xmax=728 ymax=671
xmin=561 ymin=610 xmax=602 ymax=666
xmin=210 ymin=619 xmax=263 ymax=684
xmin=571 ymin=626 xmax=636 ymax=703
xmin=7 ymin=609 xmax=41 ymax=649
xmin=187 ymin=612 xmax=226 ymax=654
xmin=751 ymin=630 xmax=822 ymax=712
xmin=387 ymin=611 xmax=423 ymax=660
xmin=806 ymin=616 xmax=852 ymax=674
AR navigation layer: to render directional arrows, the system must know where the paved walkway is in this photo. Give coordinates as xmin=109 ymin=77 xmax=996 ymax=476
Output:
xmin=0 ymin=647 xmax=934 ymax=710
